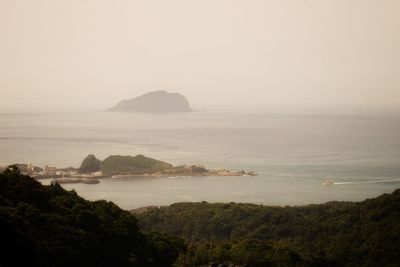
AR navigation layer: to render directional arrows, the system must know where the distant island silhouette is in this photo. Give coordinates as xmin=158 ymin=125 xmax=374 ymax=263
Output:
xmin=110 ymin=90 xmax=192 ymax=113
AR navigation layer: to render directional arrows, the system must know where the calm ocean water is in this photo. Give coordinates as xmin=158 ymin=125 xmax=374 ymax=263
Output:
xmin=0 ymin=111 xmax=399 ymax=209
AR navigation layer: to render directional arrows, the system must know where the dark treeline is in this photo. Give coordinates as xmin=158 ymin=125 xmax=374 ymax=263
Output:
xmin=0 ymin=166 xmax=184 ymax=267
xmin=138 ymin=189 xmax=400 ymax=267
xmin=1 ymin=165 xmax=399 ymax=267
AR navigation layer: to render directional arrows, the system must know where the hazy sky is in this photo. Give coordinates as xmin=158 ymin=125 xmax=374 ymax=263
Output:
xmin=1 ymin=0 xmax=399 ymax=111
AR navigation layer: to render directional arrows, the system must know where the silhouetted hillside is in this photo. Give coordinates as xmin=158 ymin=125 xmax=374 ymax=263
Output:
xmin=0 ymin=166 xmax=184 ymax=267
xmin=1 ymin=164 xmax=399 ymax=267
xmin=110 ymin=91 xmax=192 ymax=113
xmin=137 ymin=190 xmax=400 ymax=266
xmin=79 ymin=154 xmax=101 ymax=173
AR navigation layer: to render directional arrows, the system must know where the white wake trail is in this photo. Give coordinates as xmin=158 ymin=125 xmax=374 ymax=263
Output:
xmin=333 ymin=179 xmax=400 ymax=185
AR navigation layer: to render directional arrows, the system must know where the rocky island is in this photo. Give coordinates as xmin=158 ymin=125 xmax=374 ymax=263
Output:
xmin=110 ymin=90 xmax=192 ymax=113
xmin=82 ymin=154 xmax=257 ymax=178
xmin=13 ymin=154 xmax=257 ymax=185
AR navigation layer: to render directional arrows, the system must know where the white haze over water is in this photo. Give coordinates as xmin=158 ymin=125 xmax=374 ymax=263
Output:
xmin=0 ymin=111 xmax=399 ymax=209
xmin=1 ymin=1 xmax=399 ymax=209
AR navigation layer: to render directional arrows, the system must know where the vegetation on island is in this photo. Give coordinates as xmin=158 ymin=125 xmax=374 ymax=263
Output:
xmin=0 ymin=166 xmax=184 ymax=267
xmin=137 ymin=191 xmax=400 ymax=267
xmin=100 ymin=155 xmax=173 ymax=175
xmin=77 ymin=154 xmax=255 ymax=177
xmin=165 ymin=164 xmax=208 ymax=175
xmin=79 ymin=154 xmax=101 ymax=173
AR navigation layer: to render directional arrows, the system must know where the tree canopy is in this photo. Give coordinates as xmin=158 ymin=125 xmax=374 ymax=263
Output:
xmin=0 ymin=165 xmax=183 ymax=267
xmin=138 ymin=189 xmax=400 ymax=267
xmin=79 ymin=154 xmax=101 ymax=173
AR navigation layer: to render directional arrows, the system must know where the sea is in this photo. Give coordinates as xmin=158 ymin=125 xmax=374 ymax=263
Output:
xmin=0 ymin=110 xmax=399 ymax=209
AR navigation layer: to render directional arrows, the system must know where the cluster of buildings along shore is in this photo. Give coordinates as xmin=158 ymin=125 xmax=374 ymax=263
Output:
xmin=1 ymin=163 xmax=257 ymax=185
xmin=0 ymin=163 xmax=104 ymax=179
xmin=0 ymin=163 xmax=106 ymax=185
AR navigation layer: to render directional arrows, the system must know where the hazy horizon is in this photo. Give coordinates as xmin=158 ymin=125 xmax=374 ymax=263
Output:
xmin=1 ymin=0 xmax=399 ymax=112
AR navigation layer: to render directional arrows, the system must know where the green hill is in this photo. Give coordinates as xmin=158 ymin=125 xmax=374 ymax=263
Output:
xmin=79 ymin=154 xmax=101 ymax=173
xmin=0 ymin=166 xmax=183 ymax=267
xmin=100 ymin=155 xmax=172 ymax=175
xmin=2 ymin=164 xmax=399 ymax=267
xmin=137 ymin=190 xmax=400 ymax=267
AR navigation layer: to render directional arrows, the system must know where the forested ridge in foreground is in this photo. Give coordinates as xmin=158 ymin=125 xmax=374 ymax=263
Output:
xmin=137 ymin=189 xmax=400 ymax=267
xmin=1 ymin=165 xmax=399 ymax=267
xmin=0 ymin=166 xmax=184 ymax=267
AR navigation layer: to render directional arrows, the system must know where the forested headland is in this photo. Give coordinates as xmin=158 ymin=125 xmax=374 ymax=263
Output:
xmin=1 ymin=165 xmax=399 ymax=266
xmin=137 ymin=189 xmax=400 ymax=266
xmin=0 ymin=166 xmax=183 ymax=267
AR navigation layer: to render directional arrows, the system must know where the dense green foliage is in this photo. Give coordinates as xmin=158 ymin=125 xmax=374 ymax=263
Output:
xmin=138 ymin=191 xmax=400 ymax=267
xmin=166 ymin=165 xmax=208 ymax=175
xmin=100 ymin=155 xmax=172 ymax=174
xmin=79 ymin=154 xmax=101 ymax=173
xmin=2 ymin=164 xmax=399 ymax=266
xmin=0 ymin=166 xmax=184 ymax=267
xmin=172 ymin=238 xmax=306 ymax=267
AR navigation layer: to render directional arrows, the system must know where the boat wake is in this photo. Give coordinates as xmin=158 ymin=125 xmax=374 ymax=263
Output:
xmin=333 ymin=179 xmax=400 ymax=185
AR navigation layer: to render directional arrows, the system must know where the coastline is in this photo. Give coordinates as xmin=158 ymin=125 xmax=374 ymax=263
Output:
xmin=36 ymin=170 xmax=258 ymax=185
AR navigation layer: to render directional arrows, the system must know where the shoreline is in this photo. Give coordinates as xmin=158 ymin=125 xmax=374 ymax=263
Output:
xmin=37 ymin=171 xmax=258 ymax=185
xmin=3 ymin=160 xmax=258 ymax=185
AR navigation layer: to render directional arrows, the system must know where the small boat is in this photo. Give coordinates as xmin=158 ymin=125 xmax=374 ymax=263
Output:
xmin=322 ymin=180 xmax=334 ymax=186
xmin=112 ymin=175 xmax=128 ymax=179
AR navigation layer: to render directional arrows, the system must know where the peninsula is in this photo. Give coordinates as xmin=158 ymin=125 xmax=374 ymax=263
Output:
xmin=110 ymin=90 xmax=192 ymax=113
xmin=7 ymin=154 xmax=257 ymax=185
